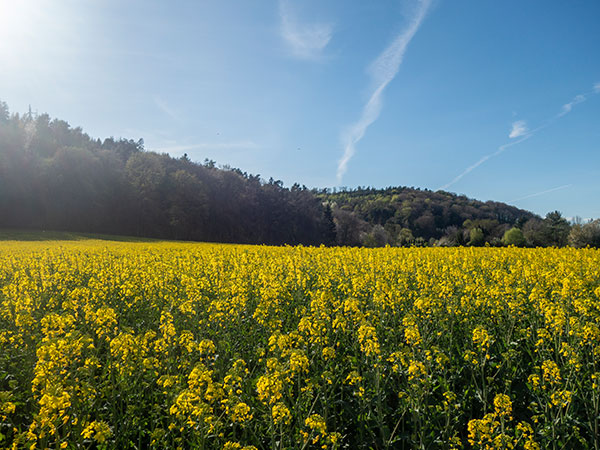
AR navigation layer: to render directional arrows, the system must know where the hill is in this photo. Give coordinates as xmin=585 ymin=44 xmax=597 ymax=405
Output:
xmin=319 ymin=187 xmax=536 ymax=246
xmin=3 ymin=100 xmax=589 ymax=247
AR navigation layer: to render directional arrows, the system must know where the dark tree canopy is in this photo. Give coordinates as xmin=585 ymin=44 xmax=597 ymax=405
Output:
xmin=0 ymin=102 xmax=333 ymax=245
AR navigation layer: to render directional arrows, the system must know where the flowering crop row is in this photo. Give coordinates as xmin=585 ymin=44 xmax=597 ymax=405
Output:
xmin=1 ymin=241 xmax=599 ymax=449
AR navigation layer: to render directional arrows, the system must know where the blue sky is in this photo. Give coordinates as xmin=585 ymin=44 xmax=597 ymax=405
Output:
xmin=1 ymin=0 xmax=599 ymax=218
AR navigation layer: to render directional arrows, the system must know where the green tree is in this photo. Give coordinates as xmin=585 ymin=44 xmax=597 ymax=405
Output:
xmin=361 ymin=224 xmax=390 ymax=247
xmin=468 ymin=227 xmax=485 ymax=246
xmin=542 ymin=211 xmax=571 ymax=247
xmin=397 ymin=228 xmax=414 ymax=247
xmin=502 ymin=227 xmax=526 ymax=247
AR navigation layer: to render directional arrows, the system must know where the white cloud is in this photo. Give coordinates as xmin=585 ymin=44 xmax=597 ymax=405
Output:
xmin=337 ymin=0 xmax=431 ymax=183
xmin=559 ymin=94 xmax=586 ymax=117
xmin=594 ymin=81 xmax=600 ymax=93
xmin=509 ymin=120 xmax=528 ymax=139
xmin=279 ymin=0 xmax=333 ymax=60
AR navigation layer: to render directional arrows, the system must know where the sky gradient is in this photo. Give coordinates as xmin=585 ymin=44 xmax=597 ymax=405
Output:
xmin=1 ymin=0 xmax=599 ymax=218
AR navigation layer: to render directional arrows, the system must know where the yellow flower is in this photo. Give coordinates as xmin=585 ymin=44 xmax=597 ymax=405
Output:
xmin=493 ymin=393 xmax=512 ymax=418
xmin=403 ymin=316 xmax=421 ymax=346
xmin=272 ymin=402 xmax=291 ymax=425
xmin=229 ymin=402 xmax=253 ymax=423
xmin=322 ymin=346 xmax=335 ymax=360
xmin=541 ymin=360 xmax=561 ymax=385
xmin=289 ymin=350 xmax=309 ymax=375
xmin=550 ymin=390 xmax=572 ymax=408
xmin=357 ymin=323 xmax=380 ymax=357
xmin=81 ymin=421 xmax=112 ymax=443
xmin=305 ymin=413 xmax=327 ymax=435
xmin=256 ymin=373 xmax=283 ymax=405
xmin=198 ymin=338 xmax=216 ymax=355
xmin=407 ymin=360 xmax=426 ymax=382
xmin=472 ymin=327 xmax=491 ymax=353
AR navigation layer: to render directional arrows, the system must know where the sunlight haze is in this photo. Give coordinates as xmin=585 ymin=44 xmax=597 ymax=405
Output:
xmin=1 ymin=0 xmax=599 ymax=218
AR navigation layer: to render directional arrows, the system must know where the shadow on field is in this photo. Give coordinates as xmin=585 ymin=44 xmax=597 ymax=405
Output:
xmin=0 ymin=229 xmax=159 ymax=242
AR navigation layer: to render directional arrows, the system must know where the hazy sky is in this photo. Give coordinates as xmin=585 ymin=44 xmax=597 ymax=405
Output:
xmin=1 ymin=0 xmax=599 ymax=218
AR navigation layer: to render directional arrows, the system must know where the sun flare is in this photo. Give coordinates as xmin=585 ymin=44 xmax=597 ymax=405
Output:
xmin=0 ymin=0 xmax=62 ymax=68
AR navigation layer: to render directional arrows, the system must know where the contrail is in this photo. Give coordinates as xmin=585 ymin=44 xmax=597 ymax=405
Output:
xmin=438 ymin=82 xmax=600 ymax=191
xmin=558 ymin=94 xmax=585 ymax=117
xmin=510 ymin=184 xmax=572 ymax=203
xmin=336 ymin=0 xmax=431 ymax=183
xmin=438 ymin=134 xmax=533 ymax=191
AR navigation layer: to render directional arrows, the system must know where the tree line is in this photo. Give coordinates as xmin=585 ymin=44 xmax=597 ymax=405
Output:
xmin=0 ymin=102 xmax=334 ymax=245
xmin=1 ymin=101 xmax=598 ymax=247
xmin=321 ymin=187 xmax=600 ymax=248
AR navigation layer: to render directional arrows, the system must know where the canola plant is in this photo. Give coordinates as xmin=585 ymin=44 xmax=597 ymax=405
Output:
xmin=0 ymin=241 xmax=599 ymax=449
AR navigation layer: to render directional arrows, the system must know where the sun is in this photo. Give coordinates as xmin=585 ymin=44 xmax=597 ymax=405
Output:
xmin=0 ymin=0 xmax=51 ymax=67
xmin=0 ymin=1 xmax=33 ymax=59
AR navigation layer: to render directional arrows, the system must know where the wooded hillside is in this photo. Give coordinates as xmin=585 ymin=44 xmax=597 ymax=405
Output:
xmin=3 ymin=101 xmax=598 ymax=247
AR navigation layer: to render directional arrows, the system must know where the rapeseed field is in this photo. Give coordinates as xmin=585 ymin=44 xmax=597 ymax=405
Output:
xmin=1 ymin=241 xmax=599 ymax=449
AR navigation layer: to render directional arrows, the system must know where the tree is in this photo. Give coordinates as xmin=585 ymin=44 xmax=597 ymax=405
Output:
xmin=125 ymin=152 xmax=169 ymax=236
xmin=322 ymin=204 xmax=337 ymax=246
xmin=542 ymin=211 xmax=571 ymax=247
xmin=0 ymin=100 xmax=9 ymax=123
xmin=168 ymin=170 xmax=207 ymax=240
xmin=397 ymin=228 xmax=415 ymax=247
xmin=361 ymin=225 xmax=390 ymax=247
xmin=502 ymin=227 xmax=526 ymax=247
xmin=569 ymin=219 xmax=600 ymax=248
xmin=468 ymin=227 xmax=485 ymax=246
xmin=333 ymin=209 xmax=365 ymax=246
xmin=522 ymin=218 xmax=545 ymax=247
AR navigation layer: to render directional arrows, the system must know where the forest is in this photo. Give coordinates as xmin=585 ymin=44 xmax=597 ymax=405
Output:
xmin=1 ymin=101 xmax=599 ymax=247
